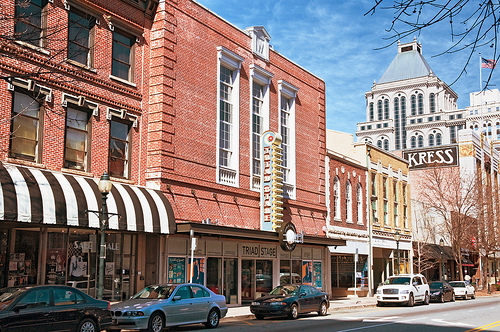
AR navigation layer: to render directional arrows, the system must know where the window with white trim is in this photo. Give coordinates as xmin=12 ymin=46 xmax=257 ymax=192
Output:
xmin=357 ymin=183 xmax=363 ymax=224
xmin=346 ymin=180 xmax=352 ymax=222
xmin=278 ymin=80 xmax=298 ymax=199
xmin=250 ymin=65 xmax=272 ymax=190
xmin=109 ymin=119 xmax=131 ymax=179
xmin=15 ymin=0 xmax=48 ymax=48
xmin=64 ymin=107 xmax=91 ymax=171
xmin=10 ymin=91 xmax=43 ymax=162
xmin=217 ymin=47 xmax=243 ymax=186
xmin=333 ymin=176 xmax=340 ymax=220
xmin=67 ymin=7 xmax=96 ymax=67
xmin=112 ymin=28 xmax=136 ymax=82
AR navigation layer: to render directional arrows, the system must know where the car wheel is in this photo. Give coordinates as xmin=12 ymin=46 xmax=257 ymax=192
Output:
xmin=255 ymin=314 xmax=265 ymax=320
xmin=76 ymin=318 xmax=97 ymax=332
xmin=424 ymin=292 xmax=430 ymax=305
xmin=407 ymin=293 xmax=414 ymax=307
xmin=318 ymin=301 xmax=328 ymax=316
xmin=289 ymin=303 xmax=299 ymax=319
xmin=147 ymin=312 xmax=164 ymax=332
xmin=451 ymin=293 xmax=455 ymax=302
xmin=440 ymin=293 xmax=445 ymax=303
xmin=205 ymin=308 xmax=220 ymax=328
xmin=377 ymin=301 xmax=384 ymax=307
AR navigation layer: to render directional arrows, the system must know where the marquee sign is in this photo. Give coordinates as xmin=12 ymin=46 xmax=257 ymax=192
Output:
xmin=402 ymin=145 xmax=458 ymax=169
xmin=260 ymin=130 xmax=284 ymax=231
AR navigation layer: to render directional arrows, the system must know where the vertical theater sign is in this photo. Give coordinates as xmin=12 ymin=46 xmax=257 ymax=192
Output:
xmin=260 ymin=131 xmax=284 ymax=231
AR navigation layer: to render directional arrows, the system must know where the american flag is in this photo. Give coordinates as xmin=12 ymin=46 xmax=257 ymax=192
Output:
xmin=481 ymin=57 xmax=497 ymax=69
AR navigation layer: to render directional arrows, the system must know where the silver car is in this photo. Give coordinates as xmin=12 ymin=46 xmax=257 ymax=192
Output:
xmin=109 ymin=283 xmax=227 ymax=332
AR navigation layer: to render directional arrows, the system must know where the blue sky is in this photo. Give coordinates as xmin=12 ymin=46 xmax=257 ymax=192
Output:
xmin=197 ymin=0 xmax=500 ymax=136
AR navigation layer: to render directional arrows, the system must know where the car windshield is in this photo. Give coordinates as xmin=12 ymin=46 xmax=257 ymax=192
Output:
xmin=384 ymin=277 xmax=411 ymax=285
xmin=0 ymin=288 xmax=26 ymax=311
xmin=132 ymin=286 xmax=174 ymax=300
xmin=429 ymin=282 xmax=443 ymax=289
xmin=449 ymin=282 xmax=465 ymax=288
xmin=269 ymin=285 xmax=299 ymax=296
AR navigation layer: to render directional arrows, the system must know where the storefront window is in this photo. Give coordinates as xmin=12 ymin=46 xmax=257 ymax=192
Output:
xmin=279 ymin=260 xmax=291 ymax=285
xmin=9 ymin=229 xmax=39 ymax=286
xmin=168 ymin=257 xmax=186 ymax=283
xmin=313 ymin=261 xmax=322 ymax=288
xmin=292 ymin=260 xmax=302 ymax=283
xmin=46 ymin=231 xmax=67 ymax=285
xmin=256 ymin=260 xmax=272 ymax=296
xmin=188 ymin=258 xmax=205 ymax=284
xmin=302 ymin=260 xmax=312 ymax=285
xmin=331 ymin=255 xmax=368 ymax=289
xmin=67 ymin=231 xmax=96 ymax=297
xmin=207 ymin=257 xmax=222 ymax=294
xmin=0 ymin=230 xmax=8 ymax=287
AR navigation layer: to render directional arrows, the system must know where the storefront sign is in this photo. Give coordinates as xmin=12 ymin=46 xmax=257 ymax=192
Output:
xmin=240 ymin=244 xmax=277 ymax=258
xmin=279 ymin=221 xmax=298 ymax=251
xmin=403 ymin=145 xmax=458 ymax=169
xmin=260 ymin=131 xmax=284 ymax=231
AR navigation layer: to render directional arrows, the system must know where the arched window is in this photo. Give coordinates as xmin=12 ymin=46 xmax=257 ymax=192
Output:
xmin=384 ymin=99 xmax=389 ymax=119
xmin=418 ymin=93 xmax=424 ymax=114
xmin=377 ymin=140 xmax=382 ymax=148
xmin=334 ymin=177 xmax=340 ymax=220
xmin=429 ymin=93 xmax=436 ymax=113
xmin=487 ymin=122 xmax=492 ymax=137
xmin=369 ymin=102 xmax=374 ymax=121
xmin=401 ymin=96 xmax=407 ymax=148
xmin=383 ymin=139 xmax=389 ymax=151
xmin=418 ymin=135 xmax=424 ymax=148
xmin=429 ymin=134 xmax=434 ymax=147
xmin=411 ymin=95 xmax=416 ymax=116
xmin=436 ymin=133 xmax=442 ymax=146
xmin=357 ymin=183 xmax=362 ymax=224
xmin=394 ymin=97 xmax=400 ymax=150
xmin=377 ymin=100 xmax=383 ymax=120
xmin=346 ymin=180 xmax=352 ymax=222
xmin=411 ymin=136 xmax=416 ymax=148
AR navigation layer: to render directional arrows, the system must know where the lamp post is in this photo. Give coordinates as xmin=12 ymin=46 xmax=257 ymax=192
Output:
xmin=395 ymin=230 xmax=400 ymax=275
xmin=97 ymin=172 xmax=112 ymax=300
xmin=439 ymin=238 xmax=444 ymax=281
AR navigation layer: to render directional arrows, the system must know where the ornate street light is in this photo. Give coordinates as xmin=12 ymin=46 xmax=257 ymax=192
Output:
xmin=439 ymin=238 xmax=445 ymax=281
xmin=97 ymin=172 xmax=112 ymax=300
xmin=395 ymin=230 xmax=400 ymax=275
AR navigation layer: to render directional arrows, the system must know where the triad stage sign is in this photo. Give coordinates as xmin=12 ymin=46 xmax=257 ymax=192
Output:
xmin=260 ymin=130 xmax=284 ymax=231
xmin=402 ymin=145 xmax=458 ymax=170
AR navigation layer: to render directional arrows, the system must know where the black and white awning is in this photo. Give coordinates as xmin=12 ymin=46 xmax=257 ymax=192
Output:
xmin=0 ymin=162 xmax=175 ymax=234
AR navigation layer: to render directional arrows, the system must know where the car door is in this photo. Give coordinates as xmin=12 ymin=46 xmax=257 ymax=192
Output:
xmin=297 ymin=285 xmax=313 ymax=312
xmin=50 ymin=287 xmax=82 ymax=331
xmin=2 ymin=288 xmax=53 ymax=332
xmin=190 ymin=285 xmax=211 ymax=322
xmin=168 ymin=286 xmax=194 ymax=326
xmin=412 ymin=276 xmax=424 ymax=301
xmin=302 ymin=285 xmax=321 ymax=312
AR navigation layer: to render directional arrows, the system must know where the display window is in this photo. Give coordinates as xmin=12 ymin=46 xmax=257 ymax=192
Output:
xmin=9 ymin=229 xmax=39 ymax=286
xmin=168 ymin=257 xmax=186 ymax=283
xmin=46 ymin=231 xmax=67 ymax=285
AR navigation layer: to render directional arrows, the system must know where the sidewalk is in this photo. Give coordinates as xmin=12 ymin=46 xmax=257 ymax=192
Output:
xmin=224 ymin=296 xmax=377 ymax=320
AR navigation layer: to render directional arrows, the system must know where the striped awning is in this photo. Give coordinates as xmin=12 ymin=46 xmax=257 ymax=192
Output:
xmin=0 ymin=162 xmax=175 ymax=234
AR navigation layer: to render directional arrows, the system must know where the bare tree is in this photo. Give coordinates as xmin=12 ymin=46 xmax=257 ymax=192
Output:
xmin=412 ymin=201 xmax=441 ymax=277
xmin=413 ymin=166 xmax=478 ymax=281
xmin=365 ymin=0 xmax=500 ymax=87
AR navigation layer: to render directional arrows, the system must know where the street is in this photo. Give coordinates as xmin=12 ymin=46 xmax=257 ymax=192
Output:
xmin=159 ymin=297 xmax=500 ymax=332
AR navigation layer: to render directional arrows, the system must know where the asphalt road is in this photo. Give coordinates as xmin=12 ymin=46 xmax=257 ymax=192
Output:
xmin=166 ymin=296 xmax=500 ymax=332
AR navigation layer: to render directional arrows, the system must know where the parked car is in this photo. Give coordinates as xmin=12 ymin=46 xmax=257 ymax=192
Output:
xmin=429 ymin=281 xmax=455 ymax=302
xmin=249 ymin=284 xmax=329 ymax=320
xmin=376 ymin=274 xmax=430 ymax=307
xmin=109 ymin=283 xmax=227 ymax=332
xmin=449 ymin=281 xmax=476 ymax=300
xmin=0 ymin=285 xmax=112 ymax=332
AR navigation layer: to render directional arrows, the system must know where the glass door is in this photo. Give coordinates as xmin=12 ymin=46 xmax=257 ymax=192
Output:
xmin=241 ymin=259 xmax=255 ymax=305
xmin=223 ymin=258 xmax=237 ymax=304
xmin=207 ymin=257 xmax=222 ymax=294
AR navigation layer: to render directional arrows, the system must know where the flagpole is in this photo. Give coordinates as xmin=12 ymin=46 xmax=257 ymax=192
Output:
xmin=480 ymin=53 xmax=483 ymax=134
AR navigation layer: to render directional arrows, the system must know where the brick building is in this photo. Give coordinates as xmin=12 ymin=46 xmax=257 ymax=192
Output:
xmin=0 ymin=0 xmax=342 ymax=304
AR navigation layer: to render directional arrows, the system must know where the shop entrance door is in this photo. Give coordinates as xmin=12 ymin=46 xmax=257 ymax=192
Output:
xmin=241 ymin=260 xmax=254 ymax=305
xmin=223 ymin=258 xmax=237 ymax=304
xmin=145 ymin=235 xmax=159 ymax=286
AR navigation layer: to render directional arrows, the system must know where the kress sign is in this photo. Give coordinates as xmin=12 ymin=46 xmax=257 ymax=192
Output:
xmin=403 ymin=145 xmax=458 ymax=169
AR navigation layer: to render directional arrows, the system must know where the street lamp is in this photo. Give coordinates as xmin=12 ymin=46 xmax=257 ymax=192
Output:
xmin=394 ymin=230 xmax=400 ymax=275
xmin=439 ymin=238 xmax=444 ymax=281
xmin=97 ymin=172 xmax=112 ymax=300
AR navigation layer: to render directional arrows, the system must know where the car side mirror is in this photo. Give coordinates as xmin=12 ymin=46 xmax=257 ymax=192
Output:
xmin=173 ymin=295 xmax=182 ymax=301
xmin=13 ymin=304 xmax=28 ymax=312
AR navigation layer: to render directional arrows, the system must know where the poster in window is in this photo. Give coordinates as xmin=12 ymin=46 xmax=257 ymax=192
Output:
xmin=168 ymin=257 xmax=185 ymax=284
xmin=313 ymin=262 xmax=322 ymax=288
xmin=188 ymin=258 xmax=205 ymax=285
xmin=106 ymin=262 xmax=115 ymax=276
xmin=302 ymin=260 xmax=312 ymax=285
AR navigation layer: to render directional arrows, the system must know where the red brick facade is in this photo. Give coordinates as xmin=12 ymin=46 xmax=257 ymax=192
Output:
xmin=0 ymin=0 xmax=328 ymax=237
